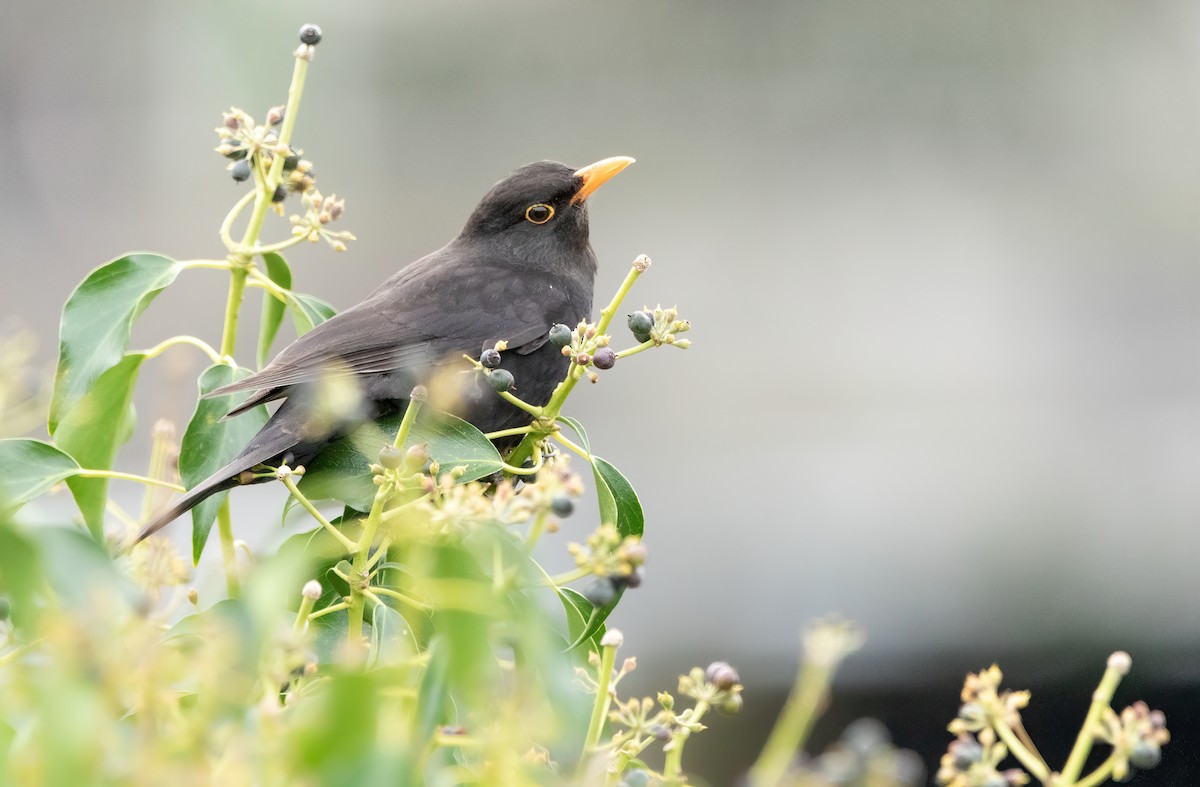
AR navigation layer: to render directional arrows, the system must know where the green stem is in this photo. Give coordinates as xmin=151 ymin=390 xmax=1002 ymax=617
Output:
xmin=73 ymin=469 xmax=185 ymax=493
xmin=371 ymin=585 xmax=431 ymax=611
xmin=614 ymin=340 xmax=655 ymax=360
xmin=507 ymin=259 xmax=647 ymax=468
xmin=140 ymin=335 xmax=225 ymax=364
xmin=280 ymin=475 xmax=357 ymax=551
xmin=307 ymin=601 xmax=349 ymax=621
xmin=347 ymin=395 xmax=425 ymax=652
xmin=584 ymin=640 xmax=618 ymax=753
xmin=1060 ymin=654 xmax=1129 ymax=784
xmin=293 ymin=591 xmax=318 ymax=634
xmin=1072 ymin=751 xmax=1120 ymax=787
xmin=215 ymin=499 xmax=241 ymax=598
xmin=994 ymin=719 xmax=1050 ymax=782
xmin=747 ymin=659 xmax=834 ymax=786
xmin=663 ymin=700 xmax=709 ymax=783
xmin=483 ymin=425 xmax=536 ymax=440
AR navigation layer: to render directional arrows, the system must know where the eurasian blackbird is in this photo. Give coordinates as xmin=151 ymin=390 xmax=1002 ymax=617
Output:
xmin=135 ymin=156 xmax=634 ymax=542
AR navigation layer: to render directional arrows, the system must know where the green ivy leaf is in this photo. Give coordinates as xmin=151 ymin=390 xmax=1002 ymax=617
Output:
xmin=558 ymin=586 xmax=603 ymax=653
xmin=257 ymin=252 xmax=292 ymax=368
xmin=49 ymin=253 xmax=182 ymax=433
xmin=298 ymin=410 xmax=504 ymax=510
xmin=182 ymin=365 xmax=270 ymax=563
xmin=0 ymin=439 xmax=81 ymax=517
xmin=288 ymin=292 xmax=337 ymax=336
xmin=592 ymin=456 xmax=643 ymax=538
xmin=55 ymin=352 xmax=145 ymax=539
xmin=556 ymin=416 xmax=644 ymax=537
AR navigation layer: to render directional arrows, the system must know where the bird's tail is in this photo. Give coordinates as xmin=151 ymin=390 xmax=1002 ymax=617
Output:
xmin=131 ymin=472 xmax=239 ymax=545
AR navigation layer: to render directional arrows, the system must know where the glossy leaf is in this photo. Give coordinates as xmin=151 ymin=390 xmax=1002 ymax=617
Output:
xmin=55 ymin=352 xmax=145 ymax=539
xmin=49 ymin=253 xmax=182 ymax=432
xmin=182 ymin=364 xmax=271 ymax=563
xmin=558 ymin=586 xmax=603 ymax=653
xmin=0 ymin=439 xmax=80 ymax=517
xmin=298 ymin=410 xmax=504 ymax=510
xmin=0 ymin=518 xmax=43 ymax=630
xmin=288 ymin=292 xmax=337 ymax=336
xmin=593 ymin=456 xmax=644 ymax=538
xmin=556 ymin=416 xmax=644 ymax=537
xmin=257 ymin=252 xmax=292 ymax=368
xmin=369 ymin=604 xmax=409 ymax=666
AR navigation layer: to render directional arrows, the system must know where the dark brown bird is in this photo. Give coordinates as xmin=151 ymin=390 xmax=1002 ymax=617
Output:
xmin=135 ymin=156 xmax=633 ymax=542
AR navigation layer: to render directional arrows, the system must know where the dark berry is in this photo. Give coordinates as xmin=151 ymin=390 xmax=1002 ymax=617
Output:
xmin=282 ymin=153 xmax=301 ymax=172
xmin=298 ymin=24 xmax=323 ymax=46
xmin=378 ymin=444 xmax=403 ymax=470
xmin=621 ymin=770 xmax=652 ymax=787
xmin=705 ymin=661 xmax=740 ymax=689
xmin=623 ymin=567 xmax=643 ymax=589
xmin=948 ymin=736 xmax=983 ymax=769
xmin=548 ymin=323 xmax=572 ymax=347
xmin=583 ymin=577 xmax=616 ymax=607
xmin=221 ymin=138 xmax=246 ymax=160
xmin=480 ymin=348 xmax=502 ymax=369
xmin=488 ymin=369 xmax=514 ymax=392
xmin=592 ymin=347 xmax=616 ymax=369
xmin=272 ymin=184 xmax=287 ymax=202
xmin=628 ymin=310 xmax=654 ymax=342
xmin=550 ymin=495 xmax=574 ymax=517
xmin=231 ymin=159 xmax=252 ymax=182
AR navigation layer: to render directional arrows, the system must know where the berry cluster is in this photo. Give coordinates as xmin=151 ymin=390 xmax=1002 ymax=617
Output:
xmin=568 ymin=523 xmax=646 ymax=607
xmin=627 ymin=304 xmax=691 ymax=349
xmin=549 ymin=321 xmax=616 ymax=383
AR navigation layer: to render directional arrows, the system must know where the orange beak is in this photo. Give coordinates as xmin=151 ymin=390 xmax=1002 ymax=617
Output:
xmin=571 ymin=156 xmax=635 ymax=205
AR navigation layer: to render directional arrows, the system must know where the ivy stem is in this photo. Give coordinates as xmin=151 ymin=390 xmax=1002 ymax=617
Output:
xmin=1060 ymin=653 xmax=1130 ymax=784
xmin=1072 ymin=751 xmax=1120 ymax=787
xmin=747 ymin=651 xmax=837 ymax=786
xmin=218 ymin=52 xmax=310 ymax=356
xmin=215 ymin=499 xmax=241 ymax=598
xmin=583 ymin=638 xmax=618 ymax=753
xmin=507 ymin=257 xmax=647 ymax=468
xmin=307 ymin=601 xmax=349 ymax=621
xmin=663 ymin=700 xmax=709 ymax=783
xmin=73 ymin=469 xmax=185 ymax=493
xmin=346 ymin=395 xmax=424 ymax=653
xmin=293 ymin=589 xmax=318 ymax=634
xmin=140 ymin=335 xmax=225 ymax=364
xmin=994 ymin=719 xmax=1050 ymax=782
xmin=280 ymin=475 xmax=357 ymax=551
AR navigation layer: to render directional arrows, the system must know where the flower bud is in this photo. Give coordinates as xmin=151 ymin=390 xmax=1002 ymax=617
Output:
xmin=302 ymin=580 xmax=322 ymax=600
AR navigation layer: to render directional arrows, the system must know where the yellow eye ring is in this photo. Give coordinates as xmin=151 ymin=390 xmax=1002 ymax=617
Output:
xmin=525 ymin=204 xmax=555 ymax=224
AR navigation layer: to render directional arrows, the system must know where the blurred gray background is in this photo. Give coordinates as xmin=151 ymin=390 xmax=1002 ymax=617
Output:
xmin=4 ymin=1 xmax=1199 ymax=781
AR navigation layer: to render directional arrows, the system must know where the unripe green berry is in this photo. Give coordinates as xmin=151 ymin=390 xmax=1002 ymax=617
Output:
xmin=231 ymin=159 xmax=252 ymax=182
xmin=379 ymin=444 xmax=403 ymax=470
xmin=592 ymin=347 xmax=616 ymax=369
xmin=548 ymin=323 xmax=572 ymax=347
xmin=480 ymin=348 xmax=501 ymax=369
xmin=628 ymin=310 xmax=654 ymax=342
xmin=621 ymin=770 xmax=652 ymax=787
xmin=1130 ymin=741 xmax=1162 ymax=770
xmin=299 ymin=23 xmax=323 ymax=46
xmin=550 ymin=495 xmax=574 ymax=517
xmin=718 ymin=693 xmax=743 ymax=715
xmin=488 ymin=369 xmax=514 ymax=392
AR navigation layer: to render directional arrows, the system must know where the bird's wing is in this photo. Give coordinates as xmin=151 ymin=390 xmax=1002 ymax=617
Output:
xmin=211 ymin=252 xmax=561 ymax=397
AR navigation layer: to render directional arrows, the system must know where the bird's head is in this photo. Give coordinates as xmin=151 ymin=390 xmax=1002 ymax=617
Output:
xmin=460 ymin=157 xmax=634 ymax=264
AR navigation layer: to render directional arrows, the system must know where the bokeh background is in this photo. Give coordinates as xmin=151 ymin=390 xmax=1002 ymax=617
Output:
xmin=3 ymin=1 xmax=1198 ymax=782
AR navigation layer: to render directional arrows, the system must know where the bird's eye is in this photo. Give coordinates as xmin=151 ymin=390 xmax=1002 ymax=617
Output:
xmin=525 ymin=204 xmax=555 ymax=224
